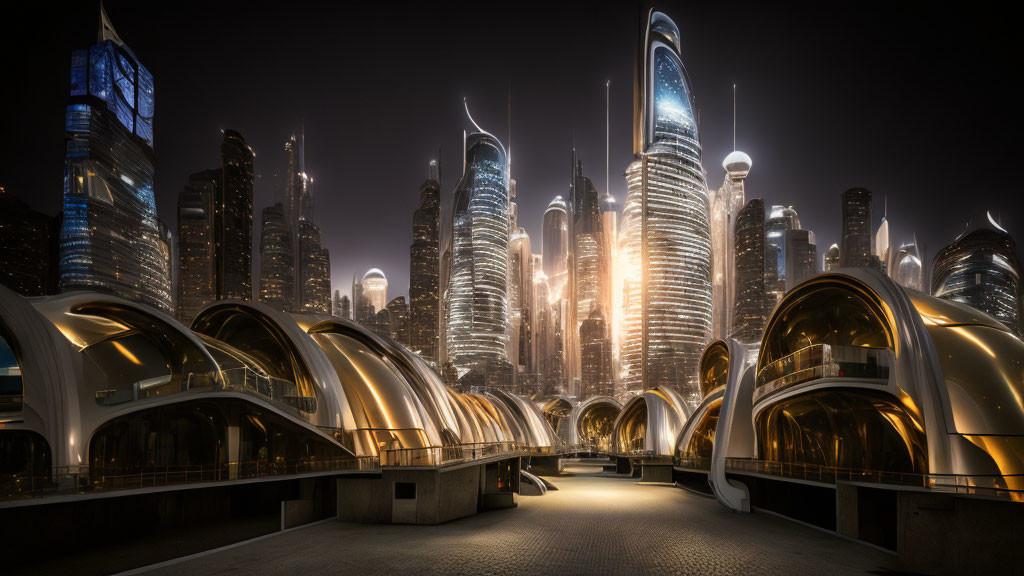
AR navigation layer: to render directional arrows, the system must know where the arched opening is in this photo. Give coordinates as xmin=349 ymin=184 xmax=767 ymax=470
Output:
xmin=616 ymin=400 xmax=647 ymax=454
xmin=88 ymin=399 xmax=350 ymax=486
xmin=677 ymin=400 xmax=721 ymax=469
xmin=69 ymin=303 xmax=219 ymax=406
xmin=699 ymin=342 xmax=729 ymax=398
xmin=757 ymin=281 xmax=895 ymax=394
xmin=576 ymin=402 xmax=620 ymax=453
xmin=541 ymin=398 xmax=572 ymax=435
xmin=755 ymin=390 xmax=927 ymax=474
xmin=192 ymin=305 xmax=317 ymax=414
xmin=0 ymin=323 xmax=23 ymax=415
xmin=0 ymin=430 xmax=51 ymax=495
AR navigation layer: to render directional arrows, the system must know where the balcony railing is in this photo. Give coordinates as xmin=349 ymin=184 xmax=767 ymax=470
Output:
xmin=219 ymin=367 xmax=317 ymax=414
xmin=755 ymin=344 xmax=892 ymax=398
xmin=725 ymin=458 xmax=1024 ymax=502
xmin=381 ymin=441 xmax=528 ymax=467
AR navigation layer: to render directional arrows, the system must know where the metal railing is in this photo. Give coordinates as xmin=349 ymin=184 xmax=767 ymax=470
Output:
xmin=725 ymin=458 xmax=1024 ymax=501
xmin=1 ymin=455 xmax=380 ymax=503
xmin=381 ymin=441 xmax=526 ymax=467
xmin=755 ymin=344 xmax=892 ymax=397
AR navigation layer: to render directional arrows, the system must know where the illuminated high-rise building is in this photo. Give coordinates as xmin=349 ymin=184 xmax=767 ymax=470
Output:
xmin=731 ymin=198 xmax=766 ymax=344
xmin=339 ymin=294 xmax=351 ymax=320
xmin=711 ymin=151 xmax=751 ymax=340
xmin=841 ymin=187 xmax=873 ymax=267
xmin=875 ymin=211 xmax=890 ymax=274
xmin=620 ymin=10 xmax=712 ymax=394
xmin=823 ymin=243 xmax=840 ymax=271
xmin=410 ymin=160 xmax=441 ymax=363
xmin=579 ymin=305 xmax=613 ymax=399
xmin=257 ymin=203 xmax=294 ymax=310
xmin=60 ymin=6 xmax=172 ymax=313
xmin=890 ymin=240 xmax=924 ymax=291
xmin=176 ymin=170 xmax=217 ymax=323
xmin=784 ymin=228 xmax=817 ymax=291
xmin=572 ymin=159 xmax=605 ymax=324
xmin=509 ymin=228 xmax=534 ymax=378
xmin=386 ymin=296 xmax=411 ymax=345
xmin=443 ymin=103 xmax=511 ymax=386
xmin=542 ymin=196 xmax=570 ymax=279
xmin=932 ymin=212 xmax=1022 ymax=336
xmin=361 ymin=268 xmax=388 ymax=314
xmin=332 ymin=289 xmax=343 ymax=317
xmin=298 ymin=220 xmax=331 ymax=314
xmin=216 ymin=130 xmax=254 ymax=300
xmin=764 ymin=205 xmax=799 ymax=311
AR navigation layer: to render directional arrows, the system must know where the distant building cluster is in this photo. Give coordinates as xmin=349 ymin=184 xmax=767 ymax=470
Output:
xmin=1 ymin=6 xmax=1021 ymax=415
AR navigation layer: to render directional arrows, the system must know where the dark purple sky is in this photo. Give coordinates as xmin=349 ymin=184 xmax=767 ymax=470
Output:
xmin=2 ymin=1 xmax=1019 ymax=300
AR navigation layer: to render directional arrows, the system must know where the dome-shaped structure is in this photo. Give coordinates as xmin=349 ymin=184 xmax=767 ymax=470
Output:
xmin=545 ymin=195 xmax=568 ymax=213
xmin=362 ymin=268 xmax=386 ymax=282
xmin=613 ymin=387 xmax=691 ymax=456
xmin=754 ymin=268 xmax=1024 ymax=495
xmin=722 ymin=150 xmax=752 ymax=176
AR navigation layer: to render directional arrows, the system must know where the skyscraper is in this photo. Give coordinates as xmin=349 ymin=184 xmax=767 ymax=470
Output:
xmin=339 ymin=294 xmax=351 ymax=320
xmin=361 ymin=268 xmax=388 ymax=315
xmin=298 ymin=220 xmax=331 ymax=314
xmin=572 ymin=159 xmax=605 ymax=325
xmin=710 ymin=151 xmax=751 ymax=340
xmin=60 ymin=6 xmax=172 ymax=312
xmin=332 ymin=289 xmax=343 ymax=317
xmin=620 ymin=10 xmax=712 ymax=394
xmin=410 ymin=160 xmax=441 ymax=364
xmin=542 ymin=196 xmax=570 ymax=279
xmin=216 ymin=130 xmax=254 ymax=300
xmin=823 ymin=243 xmax=840 ymax=271
xmin=257 ymin=203 xmax=294 ymax=310
xmin=784 ymin=228 xmax=817 ymax=291
xmin=890 ymin=240 xmax=924 ymax=291
xmin=841 ymin=187 xmax=873 ymax=267
xmin=509 ymin=228 xmax=535 ymax=379
xmin=386 ymin=296 xmax=411 ymax=345
xmin=176 ymin=170 xmax=217 ymax=323
xmin=0 ymin=188 xmax=59 ymax=297
xmin=731 ymin=198 xmax=766 ymax=344
xmin=932 ymin=212 xmax=1022 ymax=336
xmin=579 ymin=306 xmax=613 ymax=399
xmin=444 ymin=103 xmax=511 ymax=386
xmin=764 ymin=205 xmax=799 ymax=311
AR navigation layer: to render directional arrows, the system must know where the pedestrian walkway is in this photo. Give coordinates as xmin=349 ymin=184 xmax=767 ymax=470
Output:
xmin=132 ymin=463 xmax=895 ymax=575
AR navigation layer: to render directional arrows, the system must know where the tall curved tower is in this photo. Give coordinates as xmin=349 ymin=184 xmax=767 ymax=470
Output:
xmin=444 ymin=104 xmax=511 ymax=385
xmin=620 ymin=10 xmax=711 ymax=395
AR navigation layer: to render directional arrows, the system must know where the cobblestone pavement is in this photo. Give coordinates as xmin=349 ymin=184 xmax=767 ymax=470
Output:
xmin=138 ymin=464 xmax=897 ymax=575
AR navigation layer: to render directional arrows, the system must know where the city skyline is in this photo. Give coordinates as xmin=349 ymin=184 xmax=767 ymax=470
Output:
xmin=2 ymin=2 xmax=1018 ymax=303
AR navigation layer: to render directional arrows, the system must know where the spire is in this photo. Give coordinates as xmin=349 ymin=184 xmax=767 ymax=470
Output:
xmin=98 ymin=1 xmax=125 ymax=46
xmin=606 ymin=79 xmax=611 ymax=197
xmin=732 ymin=83 xmax=737 ymax=151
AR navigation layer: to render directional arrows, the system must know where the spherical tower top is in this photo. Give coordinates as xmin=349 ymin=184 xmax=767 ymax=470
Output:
xmin=722 ymin=150 xmax=752 ymax=177
xmin=362 ymin=268 xmax=387 ymax=283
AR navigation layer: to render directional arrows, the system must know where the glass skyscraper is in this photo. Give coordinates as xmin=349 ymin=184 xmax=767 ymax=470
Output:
xmin=731 ymin=198 xmax=766 ymax=344
xmin=711 ymin=151 xmax=751 ymax=340
xmin=841 ymin=187 xmax=874 ymax=267
xmin=61 ymin=7 xmax=172 ymax=312
xmin=620 ymin=10 xmax=711 ymax=394
xmin=176 ymin=170 xmax=218 ymax=323
xmin=932 ymin=213 xmax=1022 ymax=336
xmin=257 ymin=203 xmax=294 ymax=309
xmin=410 ymin=161 xmax=441 ymax=364
xmin=444 ymin=105 xmax=511 ymax=385
xmin=216 ymin=130 xmax=255 ymax=301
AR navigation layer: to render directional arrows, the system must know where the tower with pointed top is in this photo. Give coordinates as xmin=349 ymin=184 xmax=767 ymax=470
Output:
xmin=443 ymin=102 xmax=512 ymax=388
xmin=60 ymin=5 xmax=172 ymax=312
xmin=620 ymin=10 xmax=711 ymax=395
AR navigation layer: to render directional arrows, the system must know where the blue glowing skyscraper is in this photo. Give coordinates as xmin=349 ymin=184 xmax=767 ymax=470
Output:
xmin=443 ymin=102 xmax=512 ymax=387
xmin=60 ymin=6 xmax=172 ymax=312
xmin=620 ymin=10 xmax=711 ymax=394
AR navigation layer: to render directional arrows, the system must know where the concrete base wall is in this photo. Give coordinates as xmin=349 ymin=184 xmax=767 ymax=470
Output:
xmin=338 ymin=458 xmax=520 ymax=525
xmin=896 ymin=491 xmax=1024 ymax=575
xmin=528 ymin=456 xmax=562 ymax=476
xmin=640 ymin=465 xmax=673 ymax=483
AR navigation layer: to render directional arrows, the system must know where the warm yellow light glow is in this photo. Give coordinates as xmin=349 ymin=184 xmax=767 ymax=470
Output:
xmin=111 ymin=340 xmax=143 ymax=365
xmin=950 ymin=326 xmax=996 ymax=358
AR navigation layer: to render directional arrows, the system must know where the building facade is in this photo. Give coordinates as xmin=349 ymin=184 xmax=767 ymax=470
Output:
xmin=444 ymin=106 xmax=511 ymax=386
xmin=932 ymin=213 xmax=1022 ymax=336
xmin=298 ymin=220 xmax=330 ymax=314
xmin=841 ymin=187 xmax=873 ymax=267
xmin=216 ymin=130 xmax=254 ymax=301
xmin=710 ymin=151 xmax=751 ymax=340
xmin=731 ymin=198 xmax=766 ymax=344
xmin=410 ymin=161 xmax=441 ymax=363
xmin=619 ymin=10 xmax=712 ymax=395
xmin=0 ymin=189 xmax=59 ymax=298
xmin=542 ymin=196 xmax=570 ymax=280
xmin=257 ymin=203 xmax=294 ymax=310
xmin=176 ymin=170 xmax=218 ymax=323
xmin=784 ymin=228 xmax=817 ymax=291
xmin=386 ymin=296 xmax=411 ymax=345
xmin=60 ymin=7 xmax=172 ymax=312
xmin=823 ymin=243 xmax=840 ymax=272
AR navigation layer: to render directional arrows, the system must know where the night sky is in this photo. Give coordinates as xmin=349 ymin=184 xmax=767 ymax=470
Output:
xmin=2 ymin=1 xmax=1019 ymax=300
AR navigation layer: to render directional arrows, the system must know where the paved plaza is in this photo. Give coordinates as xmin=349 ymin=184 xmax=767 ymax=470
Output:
xmin=131 ymin=463 xmax=896 ymax=575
